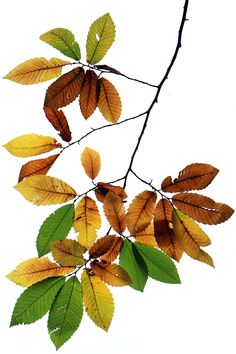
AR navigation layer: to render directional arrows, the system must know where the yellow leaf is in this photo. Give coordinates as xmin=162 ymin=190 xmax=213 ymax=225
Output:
xmin=81 ymin=147 xmax=101 ymax=180
xmin=98 ymin=78 xmax=122 ymax=123
xmin=133 ymin=222 xmax=157 ymax=247
xmin=3 ymin=134 xmax=61 ymax=158
xmin=172 ymin=209 xmax=214 ymax=267
xmin=103 ymin=191 xmax=127 ymax=233
xmin=4 ymin=57 xmax=70 ymax=85
xmin=15 ymin=175 xmax=77 ymax=205
xmin=90 ymin=261 xmax=131 ymax=286
xmin=81 ymin=269 xmax=114 ymax=331
xmin=127 ymin=191 xmax=157 ymax=235
xmin=7 ymin=257 xmax=75 ymax=287
xmin=74 ymin=196 xmax=101 ymax=248
xmin=51 ymin=239 xmax=86 ymax=265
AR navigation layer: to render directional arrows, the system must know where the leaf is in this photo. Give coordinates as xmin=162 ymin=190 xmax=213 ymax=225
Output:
xmin=7 ymin=257 xmax=75 ymax=287
xmin=95 ymin=182 xmax=127 ymax=202
xmin=44 ymin=106 xmax=72 ymax=142
xmin=133 ymin=222 xmax=157 ymax=247
xmin=103 ymin=191 xmax=127 ymax=233
xmin=81 ymin=269 xmax=114 ymax=331
xmin=4 ymin=57 xmax=69 ymax=84
xmin=90 ymin=261 xmax=131 ymax=287
xmin=44 ymin=66 xmax=85 ymax=109
xmin=10 ymin=277 xmax=65 ymax=326
xmin=154 ymin=199 xmax=183 ymax=262
xmin=51 ymin=239 xmax=85 ymax=266
xmin=135 ymin=243 xmax=181 ymax=284
xmin=98 ymin=78 xmax=122 ymax=123
xmin=81 ymin=147 xmax=101 ymax=180
xmin=40 ymin=28 xmax=81 ymax=61
xmin=79 ymin=70 xmax=99 ymax=119
xmin=86 ymin=13 xmax=115 ymax=64
xmin=172 ymin=193 xmax=234 ymax=225
xmin=48 ymin=276 xmax=83 ymax=349
xmin=119 ymin=239 xmax=148 ymax=292
xmin=127 ymin=191 xmax=157 ymax=235
xmin=74 ymin=196 xmax=101 ymax=248
xmin=161 ymin=163 xmax=219 ymax=192
xmin=172 ymin=209 xmax=214 ymax=267
xmin=3 ymin=134 xmax=61 ymax=158
xmin=18 ymin=154 xmax=59 ymax=182
xmin=95 ymin=64 xmax=120 ymax=74
xmin=15 ymin=175 xmax=77 ymax=205
xmin=37 ymin=204 xmax=75 ymax=257
xmin=89 ymin=235 xmax=117 ymax=259
xmin=100 ymin=237 xmax=123 ymax=262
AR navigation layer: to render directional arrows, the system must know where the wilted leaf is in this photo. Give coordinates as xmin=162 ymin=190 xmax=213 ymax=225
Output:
xmin=74 ymin=196 xmax=101 ymax=248
xmin=10 ymin=277 xmax=65 ymax=326
xmin=127 ymin=191 xmax=157 ymax=235
xmin=95 ymin=64 xmax=120 ymax=74
xmin=91 ymin=261 xmax=131 ymax=286
xmin=172 ymin=209 xmax=214 ymax=267
xmin=4 ymin=134 xmax=61 ymax=158
xmin=79 ymin=70 xmax=99 ymax=119
xmin=51 ymin=239 xmax=85 ymax=266
xmin=48 ymin=276 xmax=83 ymax=349
xmin=154 ymin=199 xmax=183 ymax=262
xmin=40 ymin=28 xmax=81 ymax=61
xmin=15 ymin=175 xmax=77 ymax=205
xmin=89 ymin=235 xmax=117 ymax=259
xmin=4 ymin=57 xmax=69 ymax=84
xmin=81 ymin=147 xmax=101 ymax=180
xmin=133 ymin=222 xmax=157 ymax=247
xmin=86 ymin=13 xmax=115 ymax=64
xmin=7 ymin=257 xmax=75 ymax=287
xmin=95 ymin=182 xmax=127 ymax=202
xmin=103 ymin=191 xmax=127 ymax=233
xmin=172 ymin=193 xmax=234 ymax=225
xmin=81 ymin=269 xmax=114 ymax=331
xmin=98 ymin=78 xmax=122 ymax=123
xmin=44 ymin=67 xmax=85 ymax=109
xmin=161 ymin=163 xmax=219 ymax=192
xmin=37 ymin=204 xmax=75 ymax=257
xmin=100 ymin=237 xmax=124 ymax=262
xmin=44 ymin=106 xmax=72 ymax=142
xmin=18 ymin=154 xmax=59 ymax=182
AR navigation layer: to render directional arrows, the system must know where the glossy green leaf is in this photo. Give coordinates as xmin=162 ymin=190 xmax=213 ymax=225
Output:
xmin=119 ymin=240 xmax=148 ymax=292
xmin=10 ymin=277 xmax=65 ymax=326
xmin=48 ymin=276 xmax=83 ymax=349
xmin=37 ymin=204 xmax=75 ymax=257
xmin=135 ymin=243 xmax=181 ymax=284
xmin=40 ymin=28 xmax=81 ymax=61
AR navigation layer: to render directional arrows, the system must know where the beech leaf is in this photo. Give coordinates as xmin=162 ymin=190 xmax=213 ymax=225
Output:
xmin=98 ymin=77 xmax=122 ymax=123
xmin=103 ymin=191 xmax=127 ymax=233
xmin=18 ymin=154 xmax=59 ymax=182
xmin=81 ymin=147 xmax=101 ymax=180
xmin=95 ymin=182 xmax=127 ymax=202
xmin=89 ymin=235 xmax=117 ymax=259
xmin=51 ymin=239 xmax=85 ymax=266
xmin=44 ymin=107 xmax=72 ymax=142
xmin=133 ymin=222 xmax=157 ymax=247
xmin=79 ymin=70 xmax=99 ymax=119
xmin=90 ymin=261 xmax=131 ymax=286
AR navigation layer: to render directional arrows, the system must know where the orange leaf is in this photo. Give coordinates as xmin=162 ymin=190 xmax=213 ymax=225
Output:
xmin=103 ymin=191 xmax=127 ymax=233
xmin=100 ymin=237 xmax=123 ymax=262
xmin=18 ymin=154 xmax=59 ymax=182
xmin=89 ymin=235 xmax=117 ymax=259
xmin=90 ymin=260 xmax=131 ymax=286
xmin=79 ymin=70 xmax=99 ymax=119
xmin=154 ymin=199 xmax=183 ymax=262
xmin=161 ymin=163 xmax=219 ymax=192
xmin=133 ymin=222 xmax=157 ymax=247
xmin=98 ymin=77 xmax=122 ymax=123
xmin=81 ymin=147 xmax=101 ymax=180
xmin=43 ymin=106 xmax=72 ymax=142
xmin=127 ymin=191 xmax=157 ymax=235
xmin=173 ymin=193 xmax=234 ymax=225
xmin=95 ymin=182 xmax=127 ymax=202
xmin=44 ymin=67 xmax=85 ymax=109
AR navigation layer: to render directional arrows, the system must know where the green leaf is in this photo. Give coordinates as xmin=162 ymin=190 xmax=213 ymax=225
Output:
xmin=40 ymin=28 xmax=81 ymax=61
xmin=48 ymin=276 xmax=83 ymax=349
xmin=119 ymin=240 xmax=148 ymax=292
xmin=37 ymin=204 xmax=75 ymax=257
xmin=86 ymin=13 xmax=115 ymax=64
xmin=10 ymin=277 xmax=65 ymax=326
xmin=135 ymin=243 xmax=181 ymax=284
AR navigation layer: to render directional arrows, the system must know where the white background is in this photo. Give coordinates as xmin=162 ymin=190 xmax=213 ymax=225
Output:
xmin=0 ymin=0 xmax=236 ymax=353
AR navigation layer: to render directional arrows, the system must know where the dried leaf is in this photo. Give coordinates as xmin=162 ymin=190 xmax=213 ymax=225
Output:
xmin=95 ymin=182 xmax=127 ymax=202
xmin=103 ymin=191 xmax=127 ymax=233
xmin=133 ymin=222 xmax=157 ymax=247
xmin=89 ymin=235 xmax=117 ymax=259
xmin=81 ymin=147 xmax=101 ymax=180
xmin=95 ymin=64 xmax=120 ymax=74
xmin=98 ymin=78 xmax=122 ymax=123
xmin=51 ymin=239 xmax=85 ymax=266
xmin=90 ymin=261 xmax=131 ymax=286
xmin=18 ymin=154 xmax=59 ymax=182
xmin=100 ymin=237 xmax=124 ymax=262
xmin=44 ymin=107 xmax=72 ymax=142
xmin=79 ymin=70 xmax=99 ymax=119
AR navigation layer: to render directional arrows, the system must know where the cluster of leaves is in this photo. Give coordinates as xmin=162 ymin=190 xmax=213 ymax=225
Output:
xmin=3 ymin=8 xmax=234 ymax=351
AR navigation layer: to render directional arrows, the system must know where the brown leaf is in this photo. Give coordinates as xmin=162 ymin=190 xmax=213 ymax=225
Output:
xmin=133 ymin=222 xmax=157 ymax=247
xmin=95 ymin=64 xmax=121 ymax=74
xmin=161 ymin=163 xmax=219 ymax=193
xmin=90 ymin=260 xmax=131 ymax=286
xmin=89 ymin=235 xmax=117 ymax=259
xmin=79 ymin=70 xmax=99 ymax=119
xmin=95 ymin=182 xmax=127 ymax=203
xmin=103 ymin=191 xmax=127 ymax=233
xmin=154 ymin=199 xmax=183 ymax=262
xmin=172 ymin=193 xmax=234 ymax=225
xmin=98 ymin=77 xmax=122 ymax=123
xmin=18 ymin=154 xmax=59 ymax=182
xmin=44 ymin=66 xmax=85 ymax=109
xmin=100 ymin=237 xmax=123 ymax=262
xmin=43 ymin=106 xmax=72 ymax=142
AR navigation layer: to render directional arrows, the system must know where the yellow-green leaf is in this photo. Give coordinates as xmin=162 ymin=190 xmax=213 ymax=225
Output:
xmin=51 ymin=239 xmax=85 ymax=266
xmin=4 ymin=57 xmax=70 ymax=85
xmin=3 ymin=134 xmax=61 ymax=158
xmin=86 ymin=13 xmax=115 ymax=64
xmin=81 ymin=147 xmax=101 ymax=180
